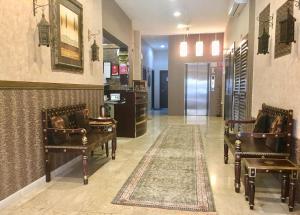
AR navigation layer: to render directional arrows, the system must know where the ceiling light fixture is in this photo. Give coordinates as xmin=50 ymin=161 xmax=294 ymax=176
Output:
xmin=173 ymin=11 xmax=181 ymax=17
xmin=212 ymin=34 xmax=220 ymax=56
xmin=160 ymin=45 xmax=165 ymax=48
xmin=196 ymin=34 xmax=204 ymax=57
xmin=180 ymin=28 xmax=189 ymax=57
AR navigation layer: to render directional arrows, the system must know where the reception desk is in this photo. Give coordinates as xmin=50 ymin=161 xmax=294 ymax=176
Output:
xmin=107 ymin=90 xmax=148 ymax=138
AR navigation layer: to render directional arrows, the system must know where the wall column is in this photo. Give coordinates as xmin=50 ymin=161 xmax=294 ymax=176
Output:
xmin=133 ymin=30 xmax=142 ymax=81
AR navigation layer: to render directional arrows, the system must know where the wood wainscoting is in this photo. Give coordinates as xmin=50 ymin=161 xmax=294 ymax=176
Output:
xmin=0 ymin=81 xmax=104 ymax=201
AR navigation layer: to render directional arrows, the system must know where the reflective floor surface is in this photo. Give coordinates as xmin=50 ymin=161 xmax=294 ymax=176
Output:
xmin=1 ymin=110 xmax=298 ymax=215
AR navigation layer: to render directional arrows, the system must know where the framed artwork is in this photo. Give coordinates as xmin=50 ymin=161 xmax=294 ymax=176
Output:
xmin=119 ymin=63 xmax=128 ymax=75
xmin=111 ymin=64 xmax=119 ymax=76
xmin=103 ymin=62 xmax=111 ymax=79
xmin=50 ymin=0 xmax=83 ymax=71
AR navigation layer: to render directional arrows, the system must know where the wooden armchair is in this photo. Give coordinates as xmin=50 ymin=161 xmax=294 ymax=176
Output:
xmin=224 ymin=104 xmax=293 ymax=193
xmin=42 ymin=104 xmax=117 ymax=185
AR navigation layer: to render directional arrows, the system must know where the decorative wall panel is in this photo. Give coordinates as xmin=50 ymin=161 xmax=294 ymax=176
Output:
xmin=0 ymin=86 xmax=103 ymax=200
xmin=275 ymin=1 xmax=293 ymax=59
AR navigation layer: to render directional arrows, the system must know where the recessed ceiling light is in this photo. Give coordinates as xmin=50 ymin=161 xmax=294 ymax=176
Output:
xmin=160 ymin=45 xmax=165 ymax=48
xmin=177 ymin=24 xmax=190 ymax=29
xmin=173 ymin=11 xmax=181 ymax=17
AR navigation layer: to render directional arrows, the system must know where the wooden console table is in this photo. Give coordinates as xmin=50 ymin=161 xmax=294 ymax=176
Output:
xmin=244 ymin=158 xmax=299 ymax=212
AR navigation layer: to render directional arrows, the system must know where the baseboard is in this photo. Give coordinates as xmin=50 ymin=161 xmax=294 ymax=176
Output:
xmin=0 ymin=156 xmax=81 ymax=209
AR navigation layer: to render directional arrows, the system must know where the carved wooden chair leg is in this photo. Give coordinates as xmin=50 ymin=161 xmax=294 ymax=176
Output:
xmin=91 ymin=150 xmax=94 ymax=157
xmin=101 ymin=145 xmax=104 ymax=151
xmin=281 ymin=173 xmax=288 ymax=202
xmin=82 ymin=151 xmax=88 ymax=185
xmin=105 ymin=141 xmax=109 ymax=157
xmin=45 ymin=149 xmax=51 ymax=182
xmin=224 ymin=142 xmax=229 ymax=164
xmin=112 ymin=138 xmax=116 ymax=160
xmin=244 ymin=167 xmax=249 ymax=201
xmin=249 ymin=176 xmax=255 ymax=210
xmin=234 ymin=140 xmax=242 ymax=193
xmin=288 ymin=171 xmax=297 ymax=212
xmin=235 ymin=154 xmax=241 ymax=193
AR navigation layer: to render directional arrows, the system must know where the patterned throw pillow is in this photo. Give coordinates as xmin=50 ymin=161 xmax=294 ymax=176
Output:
xmin=50 ymin=115 xmax=70 ymax=144
xmin=269 ymin=116 xmax=283 ymax=134
xmin=253 ymin=111 xmax=269 ymax=133
xmin=51 ymin=116 xmax=65 ymax=129
xmin=75 ymin=109 xmax=91 ymax=132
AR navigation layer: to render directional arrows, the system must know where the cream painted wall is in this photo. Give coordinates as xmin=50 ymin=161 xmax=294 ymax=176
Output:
xmin=252 ymin=0 xmax=300 ymax=138
xmin=0 ymin=0 xmax=103 ymax=85
xmin=133 ymin=30 xmax=142 ymax=80
xmin=224 ymin=3 xmax=249 ymax=49
xmin=102 ymin=0 xmax=135 ymax=83
xmin=102 ymin=0 xmax=132 ymax=48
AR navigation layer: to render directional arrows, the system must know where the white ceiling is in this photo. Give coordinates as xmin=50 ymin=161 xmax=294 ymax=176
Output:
xmin=115 ymin=0 xmax=231 ymax=35
xmin=142 ymin=35 xmax=169 ymax=50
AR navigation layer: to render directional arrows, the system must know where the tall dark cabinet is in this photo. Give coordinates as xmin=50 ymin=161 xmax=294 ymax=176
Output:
xmin=110 ymin=90 xmax=148 ymax=138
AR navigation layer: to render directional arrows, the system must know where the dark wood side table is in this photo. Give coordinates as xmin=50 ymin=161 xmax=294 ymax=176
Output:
xmin=244 ymin=158 xmax=299 ymax=212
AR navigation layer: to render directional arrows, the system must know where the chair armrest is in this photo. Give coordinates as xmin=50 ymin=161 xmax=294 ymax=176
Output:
xmin=46 ymin=128 xmax=86 ymax=134
xmin=225 ymin=119 xmax=256 ymax=126
xmin=45 ymin=128 xmax=88 ymax=145
xmin=236 ymin=132 xmax=287 ymax=139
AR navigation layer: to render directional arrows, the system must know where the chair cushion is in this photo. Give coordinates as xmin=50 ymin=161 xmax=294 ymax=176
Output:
xmin=50 ymin=115 xmax=71 ymax=144
xmin=269 ymin=116 xmax=283 ymax=134
xmin=253 ymin=111 xmax=269 ymax=133
xmin=75 ymin=109 xmax=91 ymax=132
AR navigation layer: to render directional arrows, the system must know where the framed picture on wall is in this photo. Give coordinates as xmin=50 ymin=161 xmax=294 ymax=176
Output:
xmin=103 ymin=62 xmax=111 ymax=79
xmin=50 ymin=0 xmax=84 ymax=71
xmin=111 ymin=64 xmax=119 ymax=76
xmin=119 ymin=63 xmax=128 ymax=75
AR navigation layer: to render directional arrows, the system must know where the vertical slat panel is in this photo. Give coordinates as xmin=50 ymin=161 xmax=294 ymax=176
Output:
xmin=233 ymin=40 xmax=248 ymax=123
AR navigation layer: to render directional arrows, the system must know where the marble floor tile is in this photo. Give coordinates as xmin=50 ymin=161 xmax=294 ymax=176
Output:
xmin=1 ymin=113 xmax=298 ymax=215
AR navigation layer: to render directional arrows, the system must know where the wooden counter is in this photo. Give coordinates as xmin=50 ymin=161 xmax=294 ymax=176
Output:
xmin=109 ymin=90 xmax=148 ymax=138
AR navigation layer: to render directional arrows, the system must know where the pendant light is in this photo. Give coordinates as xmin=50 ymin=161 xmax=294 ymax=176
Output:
xmin=180 ymin=27 xmax=189 ymax=57
xmin=180 ymin=38 xmax=188 ymax=57
xmin=212 ymin=33 xmax=220 ymax=56
xmin=196 ymin=34 xmax=204 ymax=57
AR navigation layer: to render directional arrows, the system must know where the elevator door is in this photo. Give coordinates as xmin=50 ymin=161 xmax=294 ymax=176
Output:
xmin=186 ymin=63 xmax=208 ymax=116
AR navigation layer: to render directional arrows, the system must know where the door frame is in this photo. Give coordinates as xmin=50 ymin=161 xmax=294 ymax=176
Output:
xmin=151 ymin=69 xmax=155 ymax=109
xmin=159 ymin=70 xmax=168 ymax=109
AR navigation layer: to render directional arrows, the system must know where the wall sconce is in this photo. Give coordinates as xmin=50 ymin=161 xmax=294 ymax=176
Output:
xmin=279 ymin=8 xmax=296 ymax=45
xmin=257 ymin=27 xmax=270 ymax=55
xmin=256 ymin=16 xmax=273 ymax=55
xmin=33 ymin=0 xmax=50 ymax=47
xmin=88 ymin=30 xmax=100 ymax=61
xmin=91 ymin=40 xmax=100 ymax=61
xmin=288 ymin=0 xmax=300 ymax=10
xmin=37 ymin=12 xmax=50 ymax=47
xmin=33 ymin=0 xmax=48 ymax=16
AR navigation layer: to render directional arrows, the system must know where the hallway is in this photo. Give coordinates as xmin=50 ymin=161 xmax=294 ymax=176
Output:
xmin=1 ymin=113 xmax=297 ymax=215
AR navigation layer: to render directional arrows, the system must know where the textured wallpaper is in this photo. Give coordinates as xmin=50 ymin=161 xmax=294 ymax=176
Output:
xmin=0 ymin=88 xmax=103 ymax=200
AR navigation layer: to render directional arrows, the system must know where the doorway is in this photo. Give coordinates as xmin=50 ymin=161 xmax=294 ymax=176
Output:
xmin=160 ymin=70 xmax=168 ymax=108
xmin=185 ymin=63 xmax=209 ymax=116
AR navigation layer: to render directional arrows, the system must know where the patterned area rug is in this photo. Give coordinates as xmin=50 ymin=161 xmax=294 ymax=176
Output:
xmin=112 ymin=125 xmax=216 ymax=213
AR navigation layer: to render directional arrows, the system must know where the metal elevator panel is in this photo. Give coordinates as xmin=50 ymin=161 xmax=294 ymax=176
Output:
xmin=186 ymin=63 xmax=209 ymax=116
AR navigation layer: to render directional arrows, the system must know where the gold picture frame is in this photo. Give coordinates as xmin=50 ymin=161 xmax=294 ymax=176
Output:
xmin=50 ymin=0 xmax=83 ymax=71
